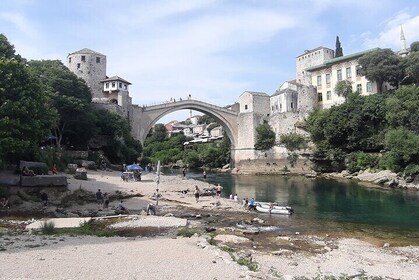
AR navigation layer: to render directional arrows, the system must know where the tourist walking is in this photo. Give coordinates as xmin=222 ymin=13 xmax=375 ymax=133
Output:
xmin=182 ymin=167 xmax=186 ymax=178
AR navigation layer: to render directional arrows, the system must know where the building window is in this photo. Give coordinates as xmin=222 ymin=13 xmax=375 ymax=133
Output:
xmin=356 ymin=65 xmax=362 ymax=76
xmin=119 ymin=82 xmax=122 ymax=88
xmin=81 ymin=55 xmax=85 ymax=62
xmin=96 ymin=57 xmax=100 ymax=63
xmin=279 ymin=103 xmax=282 ymax=111
xmin=77 ymin=63 xmax=80 ymax=69
xmin=124 ymin=84 xmax=127 ymax=90
xmin=244 ymin=105 xmax=248 ymax=110
xmin=271 ymin=105 xmax=274 ymax=111
xmin=290 ymin=102 xmax=293 ymax=109
xmin=346 ymin=67 xmax=351 ymax=78
xmin=318 ymin=92 xmax=323 ymax=102
xmin=326 ymin=91 xmax=331 ymax=100
xmin=326 ymin=73 xmax=331 ymax=85
xmin=317 ymin=75 xmax=322 ymax=86
xmin=356 ymin=84 xmax=362 ymax=93
xmin=68 ymin=57 xmax=71 ymax=63
xmin=112 ymin=82 xmax=116 ymax=88
xmin=337 ymin=69 xmax=342 ymax=81
xmin=367 ymin=82 xmax=373 ymax=92
xmin=105 ymin=83 xmax=109 ymax=89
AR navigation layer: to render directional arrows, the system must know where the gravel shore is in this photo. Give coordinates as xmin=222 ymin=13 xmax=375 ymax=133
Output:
xmin=1 ymin=170 xmax=418 ymax=279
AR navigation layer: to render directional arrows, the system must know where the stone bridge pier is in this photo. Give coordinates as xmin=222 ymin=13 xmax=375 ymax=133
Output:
xmin=129 ymin=99 xmax=239 ymax=165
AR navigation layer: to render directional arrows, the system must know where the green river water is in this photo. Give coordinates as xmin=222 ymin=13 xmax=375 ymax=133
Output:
xmin=166 ymin=169 xmax=419 ymax=244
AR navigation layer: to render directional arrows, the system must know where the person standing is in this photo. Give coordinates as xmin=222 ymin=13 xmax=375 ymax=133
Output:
xmin=233 ymin=194 xmax=238 ymax=202
xmin=41 ymin=192 xmax=48 ymax=209
xmin=216 ymin=184 xmax=223 ymax=198
xmin=182 ymin=167 xmax=186 ymax=179
xmin=194 ymin=185 xmax=200 ymax=202
xmin=96 ymin=189 xmax=103 ymax=209
xmin=203 ymin=170 xmax=207 ymax=179
xmin=103 ymin=193 xmax=109 ymax=209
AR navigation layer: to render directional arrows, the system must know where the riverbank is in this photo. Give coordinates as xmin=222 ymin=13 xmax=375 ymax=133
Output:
xmin=1 ymin=170 xmax=419 ymax=279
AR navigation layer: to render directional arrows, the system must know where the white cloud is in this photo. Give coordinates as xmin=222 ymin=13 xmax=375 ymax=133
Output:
xmin=362 ymin=12 xmax=419 ymax=50
xmin=0 ymin=11 xmax=38 ymax=38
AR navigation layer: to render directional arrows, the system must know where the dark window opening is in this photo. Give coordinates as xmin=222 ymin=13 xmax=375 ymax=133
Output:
xmin=96 ymin=57 xmax=100 ymax=63
xmin=81 ymin=55 xmax=86 ymax=62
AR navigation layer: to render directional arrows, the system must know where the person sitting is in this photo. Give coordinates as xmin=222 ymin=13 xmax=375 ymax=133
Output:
xmin=1 ymin=197 xmax=9 ymax=209
xmin=248 ymin=198 xmax=256 ymax=210
xmin=147 ymin=203 xmax=156 ymax=215
xmin=51 ymin=164 xmax=58 ymax=175
xmin=116 ymin=200 xmax=129 ymax=214
xmin=22 ymin=166 xmax=35 ymax=176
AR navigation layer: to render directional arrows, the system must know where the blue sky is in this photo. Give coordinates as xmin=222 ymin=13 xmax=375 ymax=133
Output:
xmin=1 ymin=0 xmax=419 ymax=123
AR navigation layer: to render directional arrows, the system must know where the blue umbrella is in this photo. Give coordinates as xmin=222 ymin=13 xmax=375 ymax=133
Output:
xmin=127 ymin=164 xmax=143 ymax=171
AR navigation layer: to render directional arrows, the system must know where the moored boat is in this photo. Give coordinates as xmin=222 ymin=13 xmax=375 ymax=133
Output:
xmin=255 ymin=202 xmax=294 ymax=215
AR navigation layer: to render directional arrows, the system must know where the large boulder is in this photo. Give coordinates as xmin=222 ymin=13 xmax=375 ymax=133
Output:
xmin=20 ymin=175 xmax=67 ymax=187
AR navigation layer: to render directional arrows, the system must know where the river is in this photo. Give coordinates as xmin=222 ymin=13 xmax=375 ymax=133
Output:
xmin=165 ymin=168 xmax=419 ymax=244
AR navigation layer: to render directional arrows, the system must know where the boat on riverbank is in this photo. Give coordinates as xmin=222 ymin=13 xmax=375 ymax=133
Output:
xmin=255 ymin=202 xmax=294 ymax=215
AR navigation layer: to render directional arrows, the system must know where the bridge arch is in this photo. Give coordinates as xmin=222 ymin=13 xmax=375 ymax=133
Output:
xmin=130 ymin=99 xmax=238 ymax=152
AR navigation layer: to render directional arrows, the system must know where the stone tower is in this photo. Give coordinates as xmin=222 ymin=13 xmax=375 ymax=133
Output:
xmin=335 ymin=36 xmax=343 ymax=57
xmin=67 ymin=48 xmax=107 ymax=101
xmin=295 ymin=47 xmax=334 ymax=86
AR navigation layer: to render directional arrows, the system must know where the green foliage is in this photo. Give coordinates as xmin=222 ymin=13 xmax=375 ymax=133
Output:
xmin=55 ymin=220 xmax=116 ymax=237
xmin=0 ymin=54 xmax=58 ymax=162
xmin=346 ymin=152 xmax=379 ymax=173
xmin=28 ymin=60 xmax=94 ymax=149
xmin=411 ymin=41 xmax=419 ymax=52
xmin=404 ymin=164 xmax=419 ymax=176
xmin=254 ymin=121 xmax=275 ymax=151
xmin=334 ymin=80 xmax=353 ymax=99
xmin=236 ymin=257 xmax=258 ymax=272
xmin=0 ymin=33 xmax=22 ymax=61
xmin=176 ymin=227 xmax=203 ymax=237
xmin=280 ymin=133 xmax=307 ymax=151
xmin=385 ymin=85 xmax=419 ymax=133
xmin=404 ymin=52 xmax=419 ymax=86
xmin=41 ymin=221 xmax=56 ymax=235
xmin=198 ymin=114 xmax=216 ymax=125
xmin=146 ymin=123 xmax=167 ymax=143
xmin=379 ymin=128 xmax=419 ymax=173
xmin=358 ymin=48 xmax=404 ymax=93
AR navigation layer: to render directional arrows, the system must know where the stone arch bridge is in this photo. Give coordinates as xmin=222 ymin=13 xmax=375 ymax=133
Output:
xmin=130 ymin=99 xmax=239 ymax=150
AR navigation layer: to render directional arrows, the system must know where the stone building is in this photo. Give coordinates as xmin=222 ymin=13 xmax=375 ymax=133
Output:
xmin=67 ymin=48 xmax=133 ymax=118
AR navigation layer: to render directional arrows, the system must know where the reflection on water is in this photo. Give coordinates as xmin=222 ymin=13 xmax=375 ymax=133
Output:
xmin=165 ymin=168 xmax=419 ymax=238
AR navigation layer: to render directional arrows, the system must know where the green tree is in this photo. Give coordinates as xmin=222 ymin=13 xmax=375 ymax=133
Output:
xmin=380 ymin=128 xmax=419 ymax=172
xmin=147 ymin=123 xmax=167 ymax=143
xmin=358 ymin=48 xmax=404 ymax=93
xmin=410 ymin=41 xmax=419 ymax=52
xmin=405 ymin=51 xmax=419 ymax=85
xmin=0 ymin=38 xmax=58 ymax=162
xmin=280 ymin=132 xmax=307 ymax=167
xmin=334 ymin=80 xmax=353 ymax=99
xmin=198 ymin=114 xmax=216 ymax=125
xmin=28 ymin=60 xmax=94 ymax=149
xmin=254 ymin=121 xmax=275 ymax=151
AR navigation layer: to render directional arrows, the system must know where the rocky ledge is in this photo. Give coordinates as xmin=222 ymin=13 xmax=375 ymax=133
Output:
xmin=324 ymin=169 xmax=419 ymax=190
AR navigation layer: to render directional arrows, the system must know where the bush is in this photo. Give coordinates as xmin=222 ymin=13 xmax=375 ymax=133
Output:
xmin=346 ymin=152 xmax=379 ymax=173
xmin=41 ymin=221 xmax=56 ymax=235
xmin=404 ymin=164 xmax=419 ymax=176
xmin=176 ymin=227 xmax=203 ymax=237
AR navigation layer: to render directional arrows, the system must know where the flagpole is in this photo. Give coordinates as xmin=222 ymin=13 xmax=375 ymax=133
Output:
xmin=156 ymin=161 xmax=161 ymax=205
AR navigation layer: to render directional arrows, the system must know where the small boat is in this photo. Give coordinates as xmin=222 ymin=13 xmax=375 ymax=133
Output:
xmin=255 ymin=202 xmax=294 ymax=215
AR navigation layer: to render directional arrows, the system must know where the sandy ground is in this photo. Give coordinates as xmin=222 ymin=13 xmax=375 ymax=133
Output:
xmin=1 ymin=170 xmax=418 ymax=279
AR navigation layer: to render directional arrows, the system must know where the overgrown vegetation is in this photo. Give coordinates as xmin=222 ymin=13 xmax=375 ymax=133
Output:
xmin=306 ymin=85 xmax=419 ymax=175
xmin=142 ymin=123 xmax=230 ymax=168
xmin=280 ymin=132 xmax=308 ymax=167
xmin=176 ymin=227 xmax=204 ymax=237
xmin=254 ymin=120 xmax=276 ymax=151
xmin=41 ymin=220 xmax=116 ymax=237
xmin=0 ymin=34 xmax=142 ymax=166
